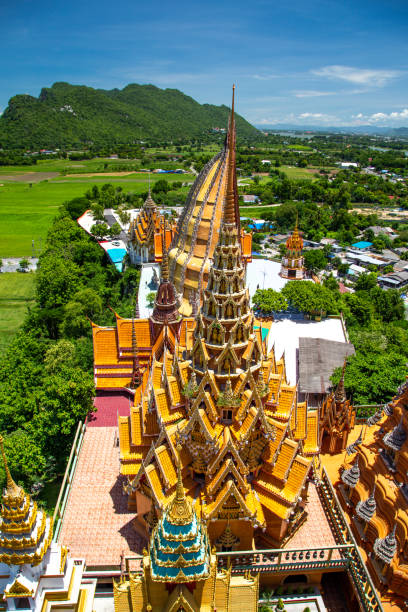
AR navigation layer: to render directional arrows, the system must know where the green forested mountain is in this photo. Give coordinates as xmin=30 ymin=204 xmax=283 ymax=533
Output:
xmin=0 ymin=82 xmax=258 ymax=149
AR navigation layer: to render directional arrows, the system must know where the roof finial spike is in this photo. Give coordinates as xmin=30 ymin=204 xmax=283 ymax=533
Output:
xmin=130 ymin=318 xmax=142 ymax=388
xmin=224 ymin=85 xmax=238 ymax=228
xmin=0 ymin=434 xmax=22 ymax=499
xmin=335 ymin=359 xmax=347 ymax=403
xmin=175 ymin=444 xmax=184 ymax=502
xmin=161 ymin=219 xmax=169 ymax=282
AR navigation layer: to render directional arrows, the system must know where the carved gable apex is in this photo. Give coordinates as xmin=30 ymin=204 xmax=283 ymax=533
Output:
xmin=192 ymin=337 xmax=209 ymax=368
xmin=191 ymin=387 xmax=218 ymax=422
xmin=208 ymin=433 xmax=248 ymax=476
xmin=197 ymin=370 xmax=219 ymax=398
xmin=181 ymin=406 xmax=215 ymax=444
xmin=205 ymin=480 xmax=253 ymax=520
xmin=5 ymin=578 xmax=34 ymax=598
xmin=207 ymin=319 xmax=225 ymax=344
xmin=208 ymin=457 xmax=249 ymax=498
xmin=215 ymin=342 xmax=239 ymax=370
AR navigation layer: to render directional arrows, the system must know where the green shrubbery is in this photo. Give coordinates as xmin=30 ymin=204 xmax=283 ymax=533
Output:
xmin=0 ymin=196 xmax=140 ymax=506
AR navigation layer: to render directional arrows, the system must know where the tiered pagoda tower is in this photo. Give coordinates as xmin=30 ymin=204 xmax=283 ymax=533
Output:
xmin=319 ymin=362 xmax=356 ymax=453
xmin=340 ymin=383 xmax=408 ymax=598
xmin=92 ymin=238 xmax=189 ymax=391
xmin=119 ymin=88 xmax=319 ymax=549
xmin=168 ymin=92 xmax=252 ymax=315
xmin=128 ymin=189 xmax=174 ymax=265
xmin=280 ymin=219 xmax=305 ymax=279
xmin=0 ymin=437 xmax=95 ymax=612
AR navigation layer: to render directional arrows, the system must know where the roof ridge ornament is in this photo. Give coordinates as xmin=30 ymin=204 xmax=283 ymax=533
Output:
xmin=167 ymin=445 xmax=193 ymax=525
xmin=0 ymin=434 xmax=22 ymax=499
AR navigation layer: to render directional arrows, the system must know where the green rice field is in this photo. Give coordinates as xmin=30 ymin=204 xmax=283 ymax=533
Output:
xmin=0 ymin=272 xmax=36 ymax=353
xmin=0 ymin=171 xmax=194 ymax=257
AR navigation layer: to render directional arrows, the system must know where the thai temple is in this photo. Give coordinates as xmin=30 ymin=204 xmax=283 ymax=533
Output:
xmin=167 ymin=96 xmax=252 ymax=316
xmin=114 ymin=449 xmax=259 ymax=611
xmin=118 ymin=89 xmax=319 ymax=552
xmin=0 ymin=437 xmax=96 ymax=612
xmin=128 ymin=190 xmax=174 ymax=265
xmin=3 ymin=87 xmax=406 ymax=611
xmin=280 ymin=219 xmax=305 ymax=280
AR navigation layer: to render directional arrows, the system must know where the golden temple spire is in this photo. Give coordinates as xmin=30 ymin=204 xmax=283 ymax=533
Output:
xmin=0 ymin=434 xmax=22 ymax=499
xmin=167 ymin=445 xmax=193 ymax=525
xmin=224 ymin=85 xmax=239 ymax=228
xmin=335 ymin=360 xmax=347 ymax=403
xmin=161 ymin=220 xmax=169 ymax=282
xmin=130 ymin=318 xmax=142 ymax=388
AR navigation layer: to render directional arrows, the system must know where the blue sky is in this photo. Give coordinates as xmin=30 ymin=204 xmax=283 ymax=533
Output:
xmin=1 ymin=0 xmax=407 ymax=126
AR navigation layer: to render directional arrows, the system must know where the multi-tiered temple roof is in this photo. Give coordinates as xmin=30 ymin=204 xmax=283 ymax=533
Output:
xmin=341 ymin=379 xmax=408 ymax=597
xmin=168 ymin=95 xmax=252 ymax=315
xmin=128 ymin=190 xmax=174 ymax=265
xmin=119 ymin=88 xmax=318 ymax=548
xmin=0 ymin=436 xmax=52 ymax=567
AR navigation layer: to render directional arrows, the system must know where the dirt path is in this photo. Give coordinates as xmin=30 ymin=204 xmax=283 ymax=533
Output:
xmin=65 ymin=171 xmax=137 ymax=178
xmin=0 ymin=172 xmax=59 ymax=182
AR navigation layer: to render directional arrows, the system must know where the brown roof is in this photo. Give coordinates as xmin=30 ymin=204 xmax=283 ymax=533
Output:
xmin=298 ymin=337 xmax=355 ymax=394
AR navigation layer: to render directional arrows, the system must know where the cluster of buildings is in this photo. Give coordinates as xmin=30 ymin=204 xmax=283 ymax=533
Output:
xmin=1 ymin=90 xmax=407 ymax=612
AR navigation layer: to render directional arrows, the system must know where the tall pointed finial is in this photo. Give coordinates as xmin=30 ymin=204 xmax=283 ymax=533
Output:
xmin=335 ymin=359 xmax=347 ymax=403
xmin=161 ymin=219 xmax=169 ymax=282
xmin=0 ymin=435 xmax=22 ymax=499
xmin=148 ymin=172 xmax=151 ymax=197
xmin=224 ymin=85 xmax=238 ymax=227
xmin=167 ymin=444 xmax=193 ymax=524
xmin=130 ymin=318 xmax=142 ymax=388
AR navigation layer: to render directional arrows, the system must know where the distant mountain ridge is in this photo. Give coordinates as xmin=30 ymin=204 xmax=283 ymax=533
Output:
xmin=0 ymin=82 xmax=259 ymax=149
xmin=257 ymin=123 xmax=408 ymax=137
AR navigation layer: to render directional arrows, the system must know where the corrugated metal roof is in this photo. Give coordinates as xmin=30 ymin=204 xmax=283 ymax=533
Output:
xmin=298 ymin=337 xmax=355 ymax=394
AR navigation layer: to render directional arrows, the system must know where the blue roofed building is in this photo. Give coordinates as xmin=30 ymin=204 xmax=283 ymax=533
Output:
xmin=149 ymin=452 xmax=211 ymax=583
xmin=351 ymin=241 xmax=373 ymax=251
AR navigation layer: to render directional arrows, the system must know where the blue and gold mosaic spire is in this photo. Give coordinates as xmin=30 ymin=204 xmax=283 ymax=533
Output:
xmin=149 ymin=446 xmax=211 ymax=583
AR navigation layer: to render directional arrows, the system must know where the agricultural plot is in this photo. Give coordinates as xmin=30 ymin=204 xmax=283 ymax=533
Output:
xmin=0 ymin=272 xmax=36 ymax=353
xmin=0 ymin=172 xmax=194 ymax=257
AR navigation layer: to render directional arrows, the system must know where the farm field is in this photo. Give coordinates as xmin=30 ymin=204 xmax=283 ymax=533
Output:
xmin=0 ymin=172 xmax=194 ymax=257
xmin=239 ymin=205 xmax=277 ymax=217
xmin=0 ymin=272 xmax=36 ymax=353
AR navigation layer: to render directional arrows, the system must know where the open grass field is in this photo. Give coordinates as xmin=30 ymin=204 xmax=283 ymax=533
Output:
xmin=0 ymin=272 xmax=36 ymax=353
xmin=0 ymin=173 xmax=194 ymax=257
xmin=239 ymin=205 xmax=278 ymax=218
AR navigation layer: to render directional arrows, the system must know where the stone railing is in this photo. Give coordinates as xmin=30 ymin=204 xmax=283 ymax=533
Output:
xmin=216 ymin=544 xmax=351 ymax=573
xmin=319 ymin=468 xmax=383 ymax=612
xmin=53 ymin=421 xmax=86 ymax=542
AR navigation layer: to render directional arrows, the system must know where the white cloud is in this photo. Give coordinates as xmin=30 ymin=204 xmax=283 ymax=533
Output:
xmin=294 ymin=90 xmax=335 ymax=98
xmin=298 ymin=112 xmax=337 ymax=122
xmin=351 ymin=108 xmax=408 ymax=124
xmin=312 ymin=65 xmax=402 ymax=87
xmin=252 ymin=74 xmax=279 ymax=81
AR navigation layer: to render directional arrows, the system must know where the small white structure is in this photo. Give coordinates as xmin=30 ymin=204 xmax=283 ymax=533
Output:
xmin=0 ymin=437 xmax=96 ymax=611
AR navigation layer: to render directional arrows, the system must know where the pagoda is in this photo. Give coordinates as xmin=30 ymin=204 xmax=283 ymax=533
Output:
xmin=339 ymin=381 xmax=408 ymax=598
xmin=128 ymin=189 xmax=174 ymax=265
xmin=319 ymin=362 xmax=356 ymax=453
xmin=92 ymin=237 xmax=189 ymax=391
xmin=168 ymin=95 xmax=252 ymax=316
xmin=280 ymin=218 xmax=305 ymax=279
xmin=0 ymin=436 xmax=96 ymax=611
xmin=113 ymin=449 xmax=259 ymax=611
xmin=119 ymin=88 xmax=318 ymax=548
